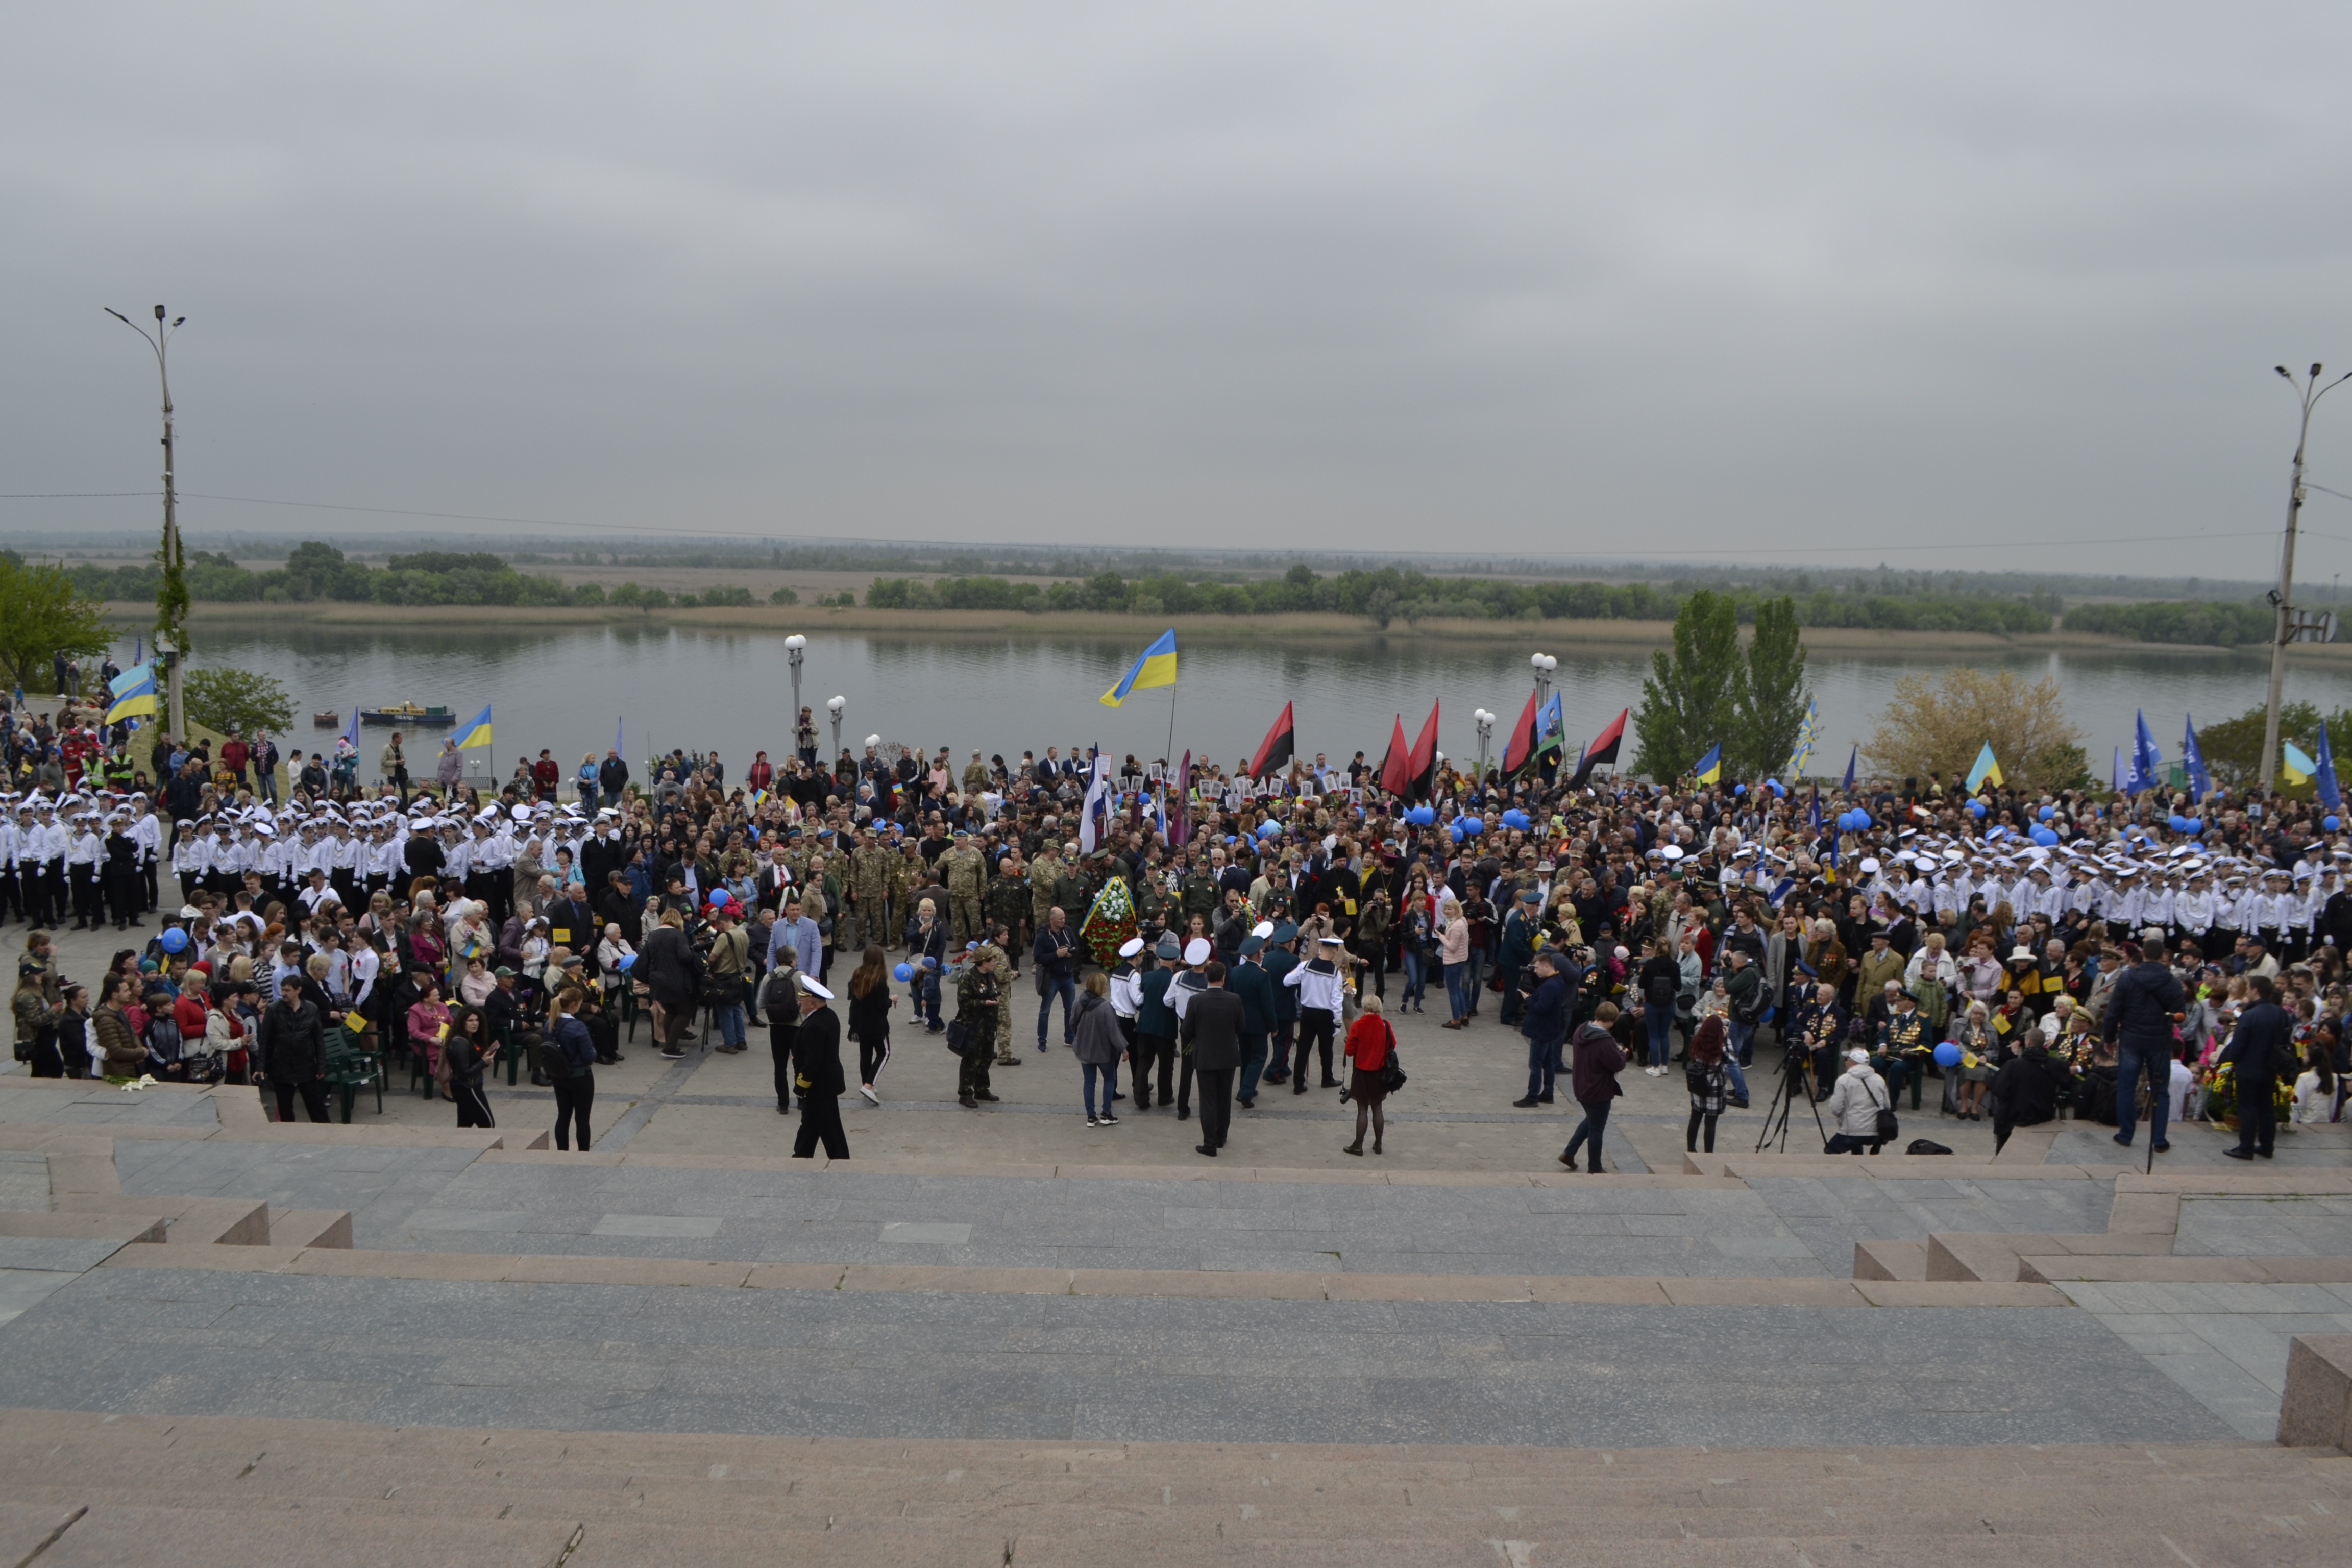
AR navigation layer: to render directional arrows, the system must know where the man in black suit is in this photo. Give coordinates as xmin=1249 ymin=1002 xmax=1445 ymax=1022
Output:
xmin=1180 ymin=960 xmax=1246 ymax=1158
xmin=2222 ymin=974 xmax=2294 ymax=1161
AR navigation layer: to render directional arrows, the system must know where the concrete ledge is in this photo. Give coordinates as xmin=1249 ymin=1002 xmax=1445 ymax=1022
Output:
xmin=2021 ymin=1254 xmax=2352 ymax=1286
xmin=2277 ymin=1335 xmax=2352 ymax=1448
xmin=99 ymin=1243 xmax=306 ymax=1272
xmin=1926 ymin=1232 xmax=2043 ymax=1283
xmin=2106 ymin=1191 xmax=2183 ymax=1235
xmin=0 ymin=1212 xmax=165 ymax=1243
xmin=69 ymin=1241 xmax=2095 ymax=1309
xmin=1990 ymin=1125 xmax=2061 ymax=1164
xmin=51 ymin=1194 xmax=272 ymax=1247
xmin=209 ymin=1086 xmax=268 ymax=1130
xmin=1853 ymin=1280 xmax=2070 ymax=1308
xmin=2114 ymin=1170 xmax=2352 ymax=1197
xmin=1853 ymin=1240 xmax=1929 ymax=1281
xmin=266 ymin=1209 xmax=353 ymax=1250
xmin=1716 ymin=1157 xmax=2101 ymax=1181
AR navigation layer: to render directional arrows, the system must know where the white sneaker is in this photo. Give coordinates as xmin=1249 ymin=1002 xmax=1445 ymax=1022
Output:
xmin=859 ymin=1085 xmax=879 ymax=1106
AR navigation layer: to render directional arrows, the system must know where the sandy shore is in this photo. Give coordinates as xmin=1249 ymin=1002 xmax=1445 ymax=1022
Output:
xmin=105 ymin=600 xmax=2347 ymax=659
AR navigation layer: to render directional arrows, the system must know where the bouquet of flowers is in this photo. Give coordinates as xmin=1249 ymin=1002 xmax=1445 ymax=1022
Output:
xmin=1079 ymin=877 xmax=1138 ymax=966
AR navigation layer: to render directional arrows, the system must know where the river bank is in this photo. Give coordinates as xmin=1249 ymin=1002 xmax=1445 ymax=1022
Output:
xmin=107 ymin=601 xmax=2352 ymax=661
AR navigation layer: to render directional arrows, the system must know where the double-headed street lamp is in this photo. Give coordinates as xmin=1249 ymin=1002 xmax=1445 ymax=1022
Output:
xmin=1473 ymin=708 xmax=1496 ymax=779
xmin=2260 ymin=363 xmax=2352 ymax=788
xmin=785 ymin=635 xmax=807 ymax=727
xmin=1530 ymin=652 xmax=1556 ymax=712
xmin=104 ymin=304 xmax=188 ymax=740
xmin=827 ymin=694 xmax=846 ymax=757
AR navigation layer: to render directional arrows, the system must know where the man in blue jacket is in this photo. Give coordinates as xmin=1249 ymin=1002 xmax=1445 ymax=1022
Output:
xmin=1229 ymin=929 xmax=1278 ymax=1107
xmin=1513 ymin=949 xmax=1571 ymax=1107
xmin=2101 ymin=939 xmax=2187 ymax=1152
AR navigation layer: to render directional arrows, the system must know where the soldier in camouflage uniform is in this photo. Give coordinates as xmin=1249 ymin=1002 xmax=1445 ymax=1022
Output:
xmin=938 ymin=828 xmax=987 ymax=946
xmin=845 ymin=826 xmax=894 ymax=953
xmin=974 ymin=927 xmax=1021 ymax=1065
xmin=954 ymin=948 xmax=1002 ymax=1106
xmin=889 ymin=839 xmax=926 ymax=950
xmin=1179 ymin=852 xmax=1221 ymax=933
xmin=1028 ymin=843 xmax=1063 ymax=939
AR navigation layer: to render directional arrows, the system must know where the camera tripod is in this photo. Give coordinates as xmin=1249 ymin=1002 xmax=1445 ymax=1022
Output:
xmin=1755 ymin=1041 xmax=1832 ymax=1154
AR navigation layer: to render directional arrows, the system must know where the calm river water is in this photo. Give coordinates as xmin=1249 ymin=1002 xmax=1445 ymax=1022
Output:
xmin=129 ymin=625 xmax=2350 ymax=780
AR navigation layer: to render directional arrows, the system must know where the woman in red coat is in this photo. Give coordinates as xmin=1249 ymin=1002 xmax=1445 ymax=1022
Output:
xmin=1342 ymin=993 xmax=1395 ymax=1156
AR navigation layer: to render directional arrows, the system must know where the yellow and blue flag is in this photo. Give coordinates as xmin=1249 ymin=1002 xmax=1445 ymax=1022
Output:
xmin=1690 ymin=742 xmax=1723 ymax=786
xmin=1966 ymin=742 xmax=2002 ymax=792
xmin=1782 ymin=699 xmax=1819 ymax=778
xmin=105 ymin=663 xmax=156 ymax=725
xmin=1099 ymin=629 xmax=1178 ymax=707
xmin=2283 ymin=741 xmax=2317 ymax=786
xmin=453 ymin=704 xmax=494 ymax=749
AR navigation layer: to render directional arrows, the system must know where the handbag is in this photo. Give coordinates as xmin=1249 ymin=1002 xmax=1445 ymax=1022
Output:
xmin=1376 ymin=1027 xmax=1406 ymax=1094
xmin=944 ymin=1018 xmax=969 ymax=1057
xmin=1869 ymin=1077 xmax=1899 ymax=1142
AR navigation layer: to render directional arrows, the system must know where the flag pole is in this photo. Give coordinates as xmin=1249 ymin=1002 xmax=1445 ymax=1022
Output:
xmin=1165 ymin=681 xmax=1178 ymax=768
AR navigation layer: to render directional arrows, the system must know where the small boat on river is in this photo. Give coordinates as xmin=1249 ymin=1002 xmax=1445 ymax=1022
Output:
xmin=359 ymin=702 xmax=455 ymax=727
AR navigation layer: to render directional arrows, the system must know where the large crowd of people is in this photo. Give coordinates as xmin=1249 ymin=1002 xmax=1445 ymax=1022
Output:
xmin=7 ymin=706 xmax=2345 ymax=1167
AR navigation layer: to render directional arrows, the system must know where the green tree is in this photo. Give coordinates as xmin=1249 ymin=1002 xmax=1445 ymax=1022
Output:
xmin=1365 ymin=587 xmax=1399 ymax=630
xmin=183 ymin=666 xmax=294 ymax=736
xmin=1632 ymin=589 xmax=1744 ymax=780
xmin=2194 ymin=701 xmax=2352 ymax=794
xmin=768 ymin=586 xmax=798 ymax=605
xmin=1732 ymin=595 xmax=1811 ymax=779
xmin=0 ymin=556 xmax=110 ymax=693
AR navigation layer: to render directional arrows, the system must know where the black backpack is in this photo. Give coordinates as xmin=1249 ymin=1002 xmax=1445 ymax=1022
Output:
xmin=1645 ymin=969 xmax=1676 ymax=1010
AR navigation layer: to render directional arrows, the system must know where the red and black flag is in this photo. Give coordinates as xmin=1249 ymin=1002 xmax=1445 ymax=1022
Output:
xmin=1378 ymin=715 xmax=1413 ymax=798
xmin=1407 ymin=700 xmax=1441 ymax=801
xmin=1499 ymin=688 xmax=1540 ymax=775
xmin=1247 ymin=702 xmax=1295 ymax=779
xmin=1566 ymin=707 xmax=1627 ymax=790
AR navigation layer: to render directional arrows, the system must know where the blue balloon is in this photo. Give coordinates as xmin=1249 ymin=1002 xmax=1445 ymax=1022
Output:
xmin=1933 ymin=1041 xmax=1962 ymax=1068
xmin=892 ymin=962 xmax=913 ymax=983
xmin=2038 ymin=805 xmax=2054 ymax=821
xmin=2031 ymin=825 xmax=2059 ymax=846
xmin=1459 ymin=817 xmax=1483 ymax=836
xmin=1255 ymin=820 xmax=1280 ymax=839
xmin=2183 ymin=818 xmax=2203 ymax=835
xmin=1768 ymin=779 xmax=1786 ymax=797
xmin=158 ymin=926 xmax=188 ymax=954
xmin=1406 ymin=804 xmax=1437 ymax=826
xmin=1966 ymin=799 xmax=1987 ymax=818
xmin=1500 ymin=809 xmax=1531 ymax=830
xmin=1733 ymin=783 xmax=1746 ymax=795
xmin=2328 ymin=815 xmax=2343 ymax=833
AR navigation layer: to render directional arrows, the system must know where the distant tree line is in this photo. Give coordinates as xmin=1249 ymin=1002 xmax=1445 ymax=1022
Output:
xmin=2060 ymin=599 xmax=2277 ymax=647
xmin=867 ymin=565 xmax=2053 ymax=630
xmin=65 ymin=542 xmax=795 ymax=611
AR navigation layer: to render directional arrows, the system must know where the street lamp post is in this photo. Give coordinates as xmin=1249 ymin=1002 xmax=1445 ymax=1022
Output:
xmin=785 ymin=635 xmax=806 ymax=734
xmin=2260 ymin=363 xmax=2352 ymax=788
xmin=827 ymin=695 xmax=846 ymax=758
xmin=1473 ymin=708 xmax=1496 ymax=781
xmin=1529 ymin=653 xmax=1556 ymax=712
xmin=104 ymin=304 xmax=188 ymax=741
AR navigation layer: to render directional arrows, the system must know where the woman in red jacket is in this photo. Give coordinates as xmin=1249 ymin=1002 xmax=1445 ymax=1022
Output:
xmin=1342 ymin=993 xmax=1395 ymax=1156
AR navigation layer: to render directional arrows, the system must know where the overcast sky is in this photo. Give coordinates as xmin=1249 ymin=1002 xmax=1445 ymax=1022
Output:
xmin=4 ymin=2 xmax=2350 ymax=576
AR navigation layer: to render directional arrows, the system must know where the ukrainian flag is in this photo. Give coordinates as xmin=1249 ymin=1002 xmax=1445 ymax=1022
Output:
xmin=2282 ymin=741 xmax=2317 ymax=786
xmin=1690 ymin=742 xmax=1723 ymax=786
xmin=1966 ymin=742 xmax=2003 ymax=792
xmin=1099 ymin=629 xmax=1178 ymax=707
xmin=105 ymin=663 xmax=157 ymax=725
xmin=453 ymin=704 xmax=494 ymax=749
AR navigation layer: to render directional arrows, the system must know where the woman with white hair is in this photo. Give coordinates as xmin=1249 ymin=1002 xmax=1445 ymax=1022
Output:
xmin=1437 ymin=891 xmax=1473 ymax=1027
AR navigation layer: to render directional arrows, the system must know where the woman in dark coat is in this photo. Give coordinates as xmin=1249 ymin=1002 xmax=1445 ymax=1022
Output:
xmin=638 ymin=909 xmax=702 ymax=1058
xmin=1686 ymin=1012 xmax=1729 ymax=1154
xmin=1559 ymin=1001 xmax=1628 ymax=1173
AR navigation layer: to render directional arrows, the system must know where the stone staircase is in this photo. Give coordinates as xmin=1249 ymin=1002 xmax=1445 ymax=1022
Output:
xmin=1 ymin=1409 xmax=2345 ymax=1567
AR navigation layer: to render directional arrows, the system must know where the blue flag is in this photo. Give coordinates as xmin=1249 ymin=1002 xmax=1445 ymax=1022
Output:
xmin=2129 ymin=710 xmax=2162 ymax=794
xmin=342 ymin=708 xmax=360 ymax=750
xmin=2112 ymin=747 xmax=2125 ymax=793
xmin=2319 ymin=720 xmax=2342 ymax=813
xmin=617 ymin=717 xmax=624 ymax=757
xmin=2182 ymin=715 xmax=2211 ymax=801
xmin=1841 ymin=744 xmax=1857 ymax=793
